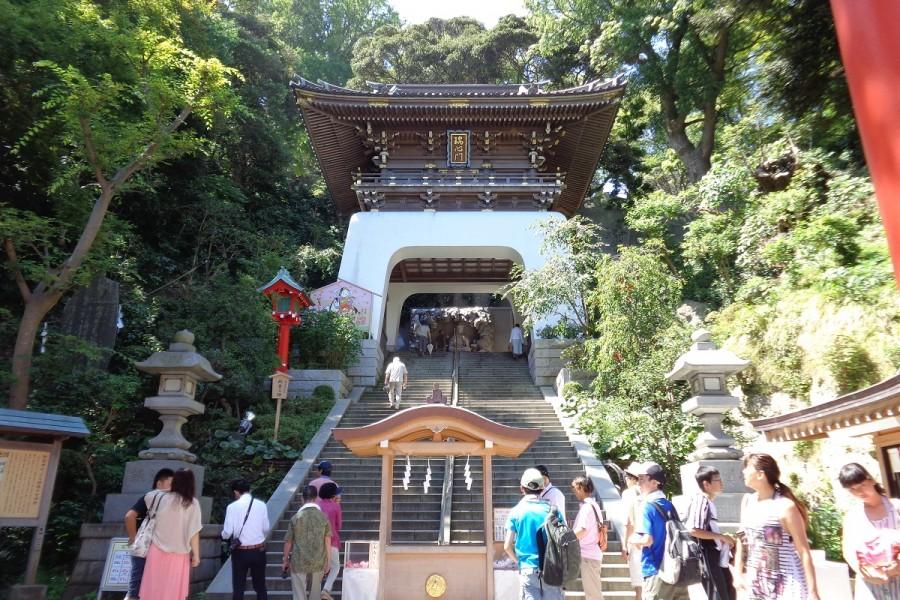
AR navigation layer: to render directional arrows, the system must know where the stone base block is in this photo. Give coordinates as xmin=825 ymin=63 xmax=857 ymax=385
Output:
xmin=119 ymin=460 xmax=206 ymax=494
xmin=678 ymin=459 xmax=750 ymax=524
xmin=286 ymin=369 xmax=351 ymax=399
xmin=103 ymin=493 xmax=212 ymax=523
xmin=9 ymin=585 xmax=46 ymax=600
xmin=63 ymin=523 xmax=223 ymax=600
xmin=528 ymin=339 xmax=577 ymax=386
xmin=348 ymin=339 xmax=384 ymax=388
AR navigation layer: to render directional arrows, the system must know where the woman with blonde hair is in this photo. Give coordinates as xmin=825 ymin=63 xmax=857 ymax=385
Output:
xmin=839 ymin=462 xmax=900 ymax=600
xmin=139 ymin=468 xmax=202 ymax=600
xmin=734 ymin=453 xmax=819 ymax=599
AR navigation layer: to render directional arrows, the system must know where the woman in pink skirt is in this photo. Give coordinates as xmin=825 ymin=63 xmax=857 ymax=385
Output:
xmin=139 ymin=468 xmax=202 ymax=600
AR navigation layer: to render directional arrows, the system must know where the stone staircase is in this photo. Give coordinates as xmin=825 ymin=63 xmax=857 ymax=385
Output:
xmin=219 ymin=350 xmax=634 ymax=599
xmin=454 ymin=353 xmax=635 ymax=598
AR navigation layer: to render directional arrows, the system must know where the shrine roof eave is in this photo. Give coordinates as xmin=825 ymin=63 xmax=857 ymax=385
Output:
xmin=750 ymin=372 xmax=900 ymax=442
xmin=332 ymin=404 xmax=540 ymax=457
xmin=292 ymin=77 xmax=626 ymax=99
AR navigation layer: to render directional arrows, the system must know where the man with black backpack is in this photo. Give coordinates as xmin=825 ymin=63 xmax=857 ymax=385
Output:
xmin=627 ymin=462 xmax=690 ymax=600
xmin=504 ymin=468 xmax=569 ymax=600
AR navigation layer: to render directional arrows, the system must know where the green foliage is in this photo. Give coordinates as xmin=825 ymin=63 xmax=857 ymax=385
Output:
xmin=348 ymin=16 xmax=537 ymax=86
xmin=824 ymin=335 xmax=880 ymax=395
xmin=503 ymin=216 xmax=605 ymax=336
xmin=798 ymin=483 xmax=843 ymax=561
xmin=294 ymin=310 xmax=363 ymax=369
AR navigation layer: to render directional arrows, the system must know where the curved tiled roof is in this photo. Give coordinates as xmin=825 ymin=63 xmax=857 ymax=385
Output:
xmin=291 ymin=77 xmax=625 ymax=98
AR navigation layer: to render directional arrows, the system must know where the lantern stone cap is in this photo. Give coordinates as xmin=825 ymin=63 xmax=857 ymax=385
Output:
xmin=666 ymin=329 xmax=749 ymax=382
xmin=135 ymin=330 xmax=223 ymax=382
xmin=258 ymin=266 xmax=303 ymax=294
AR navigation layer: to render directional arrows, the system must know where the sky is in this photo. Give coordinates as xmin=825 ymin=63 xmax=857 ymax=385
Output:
xmin=388 ymin=0 xmax=527 ymax=27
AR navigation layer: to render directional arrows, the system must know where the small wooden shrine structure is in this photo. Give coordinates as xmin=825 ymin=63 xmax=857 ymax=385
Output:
xmin=332 ymin=404 xmax=540 ymax=600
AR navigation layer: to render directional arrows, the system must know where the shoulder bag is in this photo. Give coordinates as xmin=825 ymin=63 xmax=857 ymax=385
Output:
xmin=223 ymin=495 xmax=255 ymax=558
xmin=131 ymin=491 xmax=166 ymax=558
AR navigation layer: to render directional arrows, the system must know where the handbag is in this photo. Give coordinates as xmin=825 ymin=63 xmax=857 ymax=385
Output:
xmin=131 ymin=490 xmax=165 ymax=558
xmin=589 ymin=503 xmax=608 ymax=551
xmin=223 ymin=495 xmax=255 ymax=558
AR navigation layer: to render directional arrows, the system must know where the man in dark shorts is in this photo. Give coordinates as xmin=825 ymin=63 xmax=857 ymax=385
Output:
xmin=124 ymin=468 xmax=174 ymax=600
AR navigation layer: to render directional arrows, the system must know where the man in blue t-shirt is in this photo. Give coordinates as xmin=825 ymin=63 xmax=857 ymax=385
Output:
xmin=504 ymin=468 xmax=564 ymax=600
xmin=627 ymin=462 xmax=689 ymax=600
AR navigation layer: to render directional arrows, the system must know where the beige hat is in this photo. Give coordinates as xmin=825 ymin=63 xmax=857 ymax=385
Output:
xmin=520 ymin=468 xmax=545 ymax=491
xmin=624 ymin=462 xmax=643 ymax=476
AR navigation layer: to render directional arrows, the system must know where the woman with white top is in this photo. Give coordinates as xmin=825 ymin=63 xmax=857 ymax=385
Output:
xmin=735 ymin=453 xmax=819 ymax=600
xmin=839 ymin=462 xmax=900 ymax=600
xmin=140 ymin=468 xmax=202 ymax=600
xmin=571 ymin=476 xmax=607 ymax=600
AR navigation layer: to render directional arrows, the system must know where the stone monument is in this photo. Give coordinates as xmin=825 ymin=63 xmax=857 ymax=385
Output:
xmin=64 ymin=331 xmax=223 ymax=600
xmin=666 ymin=329 xmax=750 ymax=525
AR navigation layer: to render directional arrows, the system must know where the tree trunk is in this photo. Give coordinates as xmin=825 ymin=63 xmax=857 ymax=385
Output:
xmin=9 ymin=292 xmax=60 ymax=410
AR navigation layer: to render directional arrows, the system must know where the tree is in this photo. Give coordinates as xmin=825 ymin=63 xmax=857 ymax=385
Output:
xmin=503 ymin=216 xmax=606 ymax=337
xmin=1 ymin=0 xmax=238 ymax=408
xmin=260 ymin=0 xmax=399 ymax=85
xmin=348 ymin=16 xmax=538 ymax=86
xmin=527 ymin=0 xmax=767 ymax=182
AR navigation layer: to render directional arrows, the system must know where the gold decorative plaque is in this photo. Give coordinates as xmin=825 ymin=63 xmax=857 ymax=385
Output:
xmin=447 ymin=130 xmax=470 ymax=167
xmin=424 ymin=573 xmax=447 ymax=598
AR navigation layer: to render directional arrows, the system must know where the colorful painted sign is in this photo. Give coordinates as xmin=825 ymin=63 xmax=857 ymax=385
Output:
xmin=310 ymin=279 xmax=374 ymax=331
xmin=447 ymin=130 xmax=470 ymax=167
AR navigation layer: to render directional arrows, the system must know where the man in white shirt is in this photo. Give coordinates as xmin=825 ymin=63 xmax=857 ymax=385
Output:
xmin=621 ymin=462 xmax=644 ymax=600
xmin=223 ymin=479 xmax=271 ymax=600
xmin=509 ymin=323 xmax=525 ymax=359
xmin=536 ymin=464 xmax=567 ymax=523
xmin=384 ymin=356 xmax=408 ymax=409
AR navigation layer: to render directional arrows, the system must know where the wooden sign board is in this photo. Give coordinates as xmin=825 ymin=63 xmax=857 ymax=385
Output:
xmin=493 ymin=507 xmax=511 ymax=542
xmin=310 ymin=279 xmax=374 ymax=331
xmin=0 ymin=445 xmax=51 ymax=524
xmin=447 ymin=130 xmax=470 ymax=167
xmin=97 ymin=537 xmax=132 ymax=599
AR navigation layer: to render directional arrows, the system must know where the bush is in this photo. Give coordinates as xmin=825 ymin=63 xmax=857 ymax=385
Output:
xmin=294 ymin=310 xmax=363 ymax=369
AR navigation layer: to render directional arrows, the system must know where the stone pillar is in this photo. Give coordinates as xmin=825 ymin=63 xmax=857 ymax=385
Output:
xmin=667 ymin=330 xmax=750 ymax=524
xmin=64 ymin=331 xmax=223 ymax=600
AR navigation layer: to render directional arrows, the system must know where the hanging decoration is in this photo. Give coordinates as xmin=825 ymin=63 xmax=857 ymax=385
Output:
xmin=403 ymin=455 xmax=411 ymax=491
xmin=464 ymin=455 xmax=473 ymax=491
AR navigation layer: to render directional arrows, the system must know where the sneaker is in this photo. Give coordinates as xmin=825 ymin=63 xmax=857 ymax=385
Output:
xmin=321 ymin=591 xmax=334 ymax=600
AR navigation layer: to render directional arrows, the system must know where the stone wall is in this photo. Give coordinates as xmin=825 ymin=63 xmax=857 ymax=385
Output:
xmin=346 ymin=338 xmax=384 ymax=388
xmin=527 ymin=338 xmax=575 ymax=386
xmin=286 ymin=369 xmax=351 ymax=399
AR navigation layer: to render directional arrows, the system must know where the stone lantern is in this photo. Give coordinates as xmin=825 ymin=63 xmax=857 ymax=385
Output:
xmin=667 ymin=329 xmax=748 ymax=460
xmin=135 ymin=330 xmax=222 ymax=462
xmin=667 ymin=329 xmax=750 ymax=524
xmin=258 ymin=267 xmax=312 ymax=372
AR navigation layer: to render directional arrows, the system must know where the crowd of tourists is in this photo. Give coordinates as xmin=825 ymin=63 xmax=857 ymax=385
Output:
xmin=121 ymin=453 xmax=900 ymax=600
xmin=505 ymin=455 xmax=900 ymax=600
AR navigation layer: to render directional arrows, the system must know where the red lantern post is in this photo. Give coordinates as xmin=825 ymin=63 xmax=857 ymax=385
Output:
xmin=258 ymin=267 xmax=312 ymax=372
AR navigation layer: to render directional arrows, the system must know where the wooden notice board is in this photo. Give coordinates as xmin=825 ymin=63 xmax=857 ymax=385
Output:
xmin=0 ymin=445 xmax=51 ymax=523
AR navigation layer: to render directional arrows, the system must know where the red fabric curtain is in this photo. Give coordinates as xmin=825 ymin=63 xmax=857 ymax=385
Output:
xmin=831 ymin=0 xmax=900 ymax=286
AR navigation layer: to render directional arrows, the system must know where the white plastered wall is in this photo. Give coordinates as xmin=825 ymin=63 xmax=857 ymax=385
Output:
xmin=337 ymin=211 xmax=564 ymax=344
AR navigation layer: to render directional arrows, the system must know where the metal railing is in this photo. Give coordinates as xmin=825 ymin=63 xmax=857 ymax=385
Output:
xmin=353 ymin=171 xmax=565 ymax=189
xmin=437 ymin=347 xmax=461 ymax=545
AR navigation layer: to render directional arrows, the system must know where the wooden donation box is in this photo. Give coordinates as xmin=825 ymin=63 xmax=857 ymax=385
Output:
xmin=332 ymin=405 xmax=539 ymax=600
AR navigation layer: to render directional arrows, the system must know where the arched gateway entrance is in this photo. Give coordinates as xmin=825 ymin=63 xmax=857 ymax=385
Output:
xmin=332 ymin=405 xmax=540 ymax=599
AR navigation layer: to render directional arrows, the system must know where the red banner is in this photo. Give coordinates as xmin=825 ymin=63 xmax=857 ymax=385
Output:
xmin=831 ymin=0 xmax=900 ymax=286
